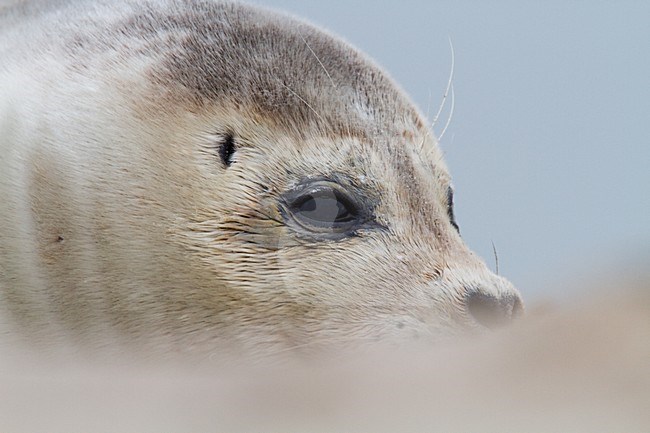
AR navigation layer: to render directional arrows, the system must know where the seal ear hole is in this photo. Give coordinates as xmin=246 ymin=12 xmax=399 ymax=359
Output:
xmin=218 ymin=133 xmax=236 ymax=167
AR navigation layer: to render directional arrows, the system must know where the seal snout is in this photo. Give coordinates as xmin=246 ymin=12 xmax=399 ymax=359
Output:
xmin=465 ymin=290 xmax=524 ymax=329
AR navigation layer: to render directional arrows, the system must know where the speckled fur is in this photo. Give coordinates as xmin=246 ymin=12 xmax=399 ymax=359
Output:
xmin=0 ymin=0 xmax=521 ymax=356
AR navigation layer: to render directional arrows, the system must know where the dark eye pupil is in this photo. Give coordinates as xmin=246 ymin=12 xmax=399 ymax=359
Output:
xmin=299 ymin=197 xmax=317 ymax=212
xmin=298 ymin=193 xmax=354 ymax=224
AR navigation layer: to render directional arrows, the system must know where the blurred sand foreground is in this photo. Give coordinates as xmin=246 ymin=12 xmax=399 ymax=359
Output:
xmin=1 ymin=282 xmax=648 ymax=433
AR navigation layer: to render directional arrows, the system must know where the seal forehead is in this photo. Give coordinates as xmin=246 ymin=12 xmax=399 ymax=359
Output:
xmin=108 ymin=0 xmax=422 ymax=138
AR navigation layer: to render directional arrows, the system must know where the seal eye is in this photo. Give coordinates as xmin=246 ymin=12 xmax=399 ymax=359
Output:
xmin=447 ymin=186 xmax=460 ymax=233
xmin=283 ymin=181 xmax=364 ymax=236
xmin=293 ymin=188 xmax=357 ymax=226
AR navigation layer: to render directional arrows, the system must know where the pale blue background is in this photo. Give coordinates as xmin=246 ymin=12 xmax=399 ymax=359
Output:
xmin=251 ymin=0 xmax=650 ymax=301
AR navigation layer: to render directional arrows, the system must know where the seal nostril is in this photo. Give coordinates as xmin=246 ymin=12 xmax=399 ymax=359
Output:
xmin=466 ymin=292 xmax=518 ymax=329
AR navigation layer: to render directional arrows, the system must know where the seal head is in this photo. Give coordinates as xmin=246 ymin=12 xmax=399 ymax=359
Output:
xmin=0 ymin=0 xmax=522 ymax=355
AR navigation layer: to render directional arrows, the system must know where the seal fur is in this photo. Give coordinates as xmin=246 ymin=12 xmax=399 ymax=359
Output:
xmin=0 ymin=0 xmax=522 ymax=355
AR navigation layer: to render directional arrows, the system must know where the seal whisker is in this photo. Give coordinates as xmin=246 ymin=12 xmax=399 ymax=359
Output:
xmin=268 ymin=338 xmax=333 ymax=356
xmin=419 ymin=88 xmax=435 ymax=153
xmin=250 ymin=209 xmax=285 ymax=226
xmin=437 ymin=84 xmax=455 ymax=141
xmin=220 ymin=209 xmax=285 ymax=228
xmin=299 ymin=33 xmax=337 ymax=89
xmin=491 ymin=240 xmax=500 ymax=275
xmin=279 ymin=81 xmax=326 ymax=124
xmin=419 ymin=38 xmax=454 ymax=153
xmin=432 ymin=37 xmax=455 ymax=129
xmin=426 ymin=88 xmax=433 ymax=121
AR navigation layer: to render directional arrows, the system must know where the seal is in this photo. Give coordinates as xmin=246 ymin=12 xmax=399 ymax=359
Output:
xmin=0 ymin=0 xmax=523 ymax=356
